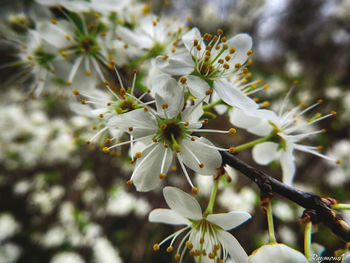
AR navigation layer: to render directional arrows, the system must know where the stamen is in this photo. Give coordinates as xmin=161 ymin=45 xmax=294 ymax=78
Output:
xmin=176 ymin=153 xmax=194 ymax=188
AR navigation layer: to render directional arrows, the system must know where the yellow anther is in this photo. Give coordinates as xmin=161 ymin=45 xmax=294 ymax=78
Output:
xmin=215 ymin=45 xmax=221 ymax=50
xmin=217 ymin=29 xmax=223 ymax=35
xmin=117 ymin=19 xmax=123 ymax=24
xmin=107 ymin=102 xmax=111 ymax=106
xmin=174 ymin=254 xmax=181 ymax=260
xmin=336 ymin=160 xmax=341 ymax=164
xmin=60 ymin=51 xmax=68 ymax=57
xmin=223 ymin=63 xmax=230 ymax=69
xmin=166 ymin=246 xmax=174 ymax=252
xmin=200 ymin=238 xmax=205 ymax=244
xmin=331 ymin=111 xmax=337 ymax=115
xmin=26 ymin=55 xmax=32 ymax=60
xmin=317 ymin=99 xmax=323 ymax=104
xmin=321 ymin=129 xmax=327 ymax=133
xmin=191 ymin=187 xmax=198 ymax=195
xmin=221 ymin=36 xmax=227 ymax=42
xmin=197 ymin=44 xmax=202 ymax=51
xmin=180 ymin=77 xmax=187 ymax=84
xmin=153 ymin=244 xmax=160 ymax=251
xmin=162 ymin=103 xmax=169 ymax=109
xmin=81 ymin=99 xmax=86 ymax=104
xmin=102 ymin=147 xmax=110 ymax=153
xmin=128 ymin=127 xmax=133 ymax=132
xmin=229 ymin=48 xmax=236 ymax=54
xmin=257 ymin=78 xmax=262 ymax=84
xmin=218 ymin=58 xmax=224 ymax=64
xmin=105 ymin=138 xmax=111 ymax=144
xmin=86 ymin=140 xmax=90 ymax=145
xmin=186 ymin=241 xmax=193 ymax=250
xmin=159 ymin=173 xmax=166 ymax=179
xmin=92 ymin=125 xmax=97 ymax=130
xmin=199 ymin=163 xmax=204 ymax=168
xmin=204 ymin=56 xmax=210 ymax=62
xmin=242 ymin=67 xmax=248 ymax=73
xmin=144 ymin=107 xmax=148 ymax=112
xmin=124 ymin=44 xmax=128 ymax=49
xmin=163 ymin=55 xmax=169 ymax=60
xmin=229 ymin=146 xmax=236 ymax=153
xmin=247 ymin=49 xmax=253 ymax=55
xmin=190 ymin=137 xmax=195 ymax=141
xmin=262 ymin=101 xmax=270 ymax=108
xmin=164 ymin=0 xmax=170 ymax=6
xmin=73 ymin=90 xmax=79 ymax=95
xmin=171 ymin=165 xmax=177 ymax=171
xmin=253 ymin=97 xmax=259 ymax=102
xmin=235 ymin=63 xmax=241 ymax=69
xmin=99 ymin=113 xmax=104 ymax=118
xmin=120 ymin=87 xmax=126 ymax=96
xmin=193 ymin=39 xmax=198 ymax=46
xmin=209 ymin=253 xmax=215 ymax=259
xmin=225 ymin=55 xmax=231 ymax=61
xmin=247 ymin=59 xmax=253 ymax=66
xmin=164 ymin=144 xmax=169 ymax=148
xmin=130 ymin=160 xmax=135 ymax=164
xmin=203 ymin=33 xmax=212 ymax=41
xmin=65 ymin=35 xmax=71 ymax=40
xmin=293 ymin=80 xmax=299 ymax=85
xmin=174 ymin=144 xmax=181 ymax=153
xmin=153 ymin=20 xmax=157 ymax=26
xmin=51 ymin=19 xmax=57 ymax=24
xmin=229 ymin=128 xmax=237 ymax=135
xmin=134 ymin=152 xmax=141 ymax=159
xmin=153 ymin=138 xmax=158 ymax=143
xmin=161 ymin=124 xmax=167 ymax=130
xmin=171 ymin=48 xmax=176 ymax=53
xmin=263 ymin=84 xmax=269 ymax=89
xmin=86 ymin=71 xmax=91 ymax=76
xmin=126 ymin=180 xmax=133 ymax=186
xmin=202 ymin=118 xmax=209 ymax=124
xmin=104 ymin=81 xmax=110 ymax=86
xmin=206 ymin=89 xmax=213 ymax=95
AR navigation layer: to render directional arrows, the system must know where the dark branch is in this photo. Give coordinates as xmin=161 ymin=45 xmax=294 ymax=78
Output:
xmin=220 ymin=151 xmax=350 ymax=242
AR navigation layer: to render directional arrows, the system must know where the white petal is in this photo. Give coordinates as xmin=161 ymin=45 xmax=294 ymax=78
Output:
xmin=179 ymin=137 xmax=222 ymax=175
xmin=252 ymin=142 xmax=280 ymax=165
xmin=155 ymin=53 xmax=194 ymax=75
xmin=132 ymin=144 xmax=173 ymax=192
xmin=214 ymin=79 xmax=258 ymax=110
xmin=148 ymin=209 xmax=189 ymax=225
xmin=163 ymin=186 xmax=202 ymax=220
xmin=155 ymin=78 xmax=184 ymax=118
xmin=182 ymin=27 xmax=203 ymax=53
xmin=151 ymin=74 xmax=172 ymax=96
xmin=280 ymin=141 xmax=296 ymax=186
xmin=117 ymin=26 xmax=153 ymax=49
xmin=207 ymin=211 xmax=251 ymax=230
xmin=37 ymin=21 xmax=73 ymax=49
xmin=108 ymin=109 xmax=157 ymax=138
xmin=186 ymin=75 xmax=210 ymax=102
xmin=249 ymin=244 xmax=309 ymax=263
xmin=218 ymin=230 xmax=248 ymax=263
xmin=181 ymin=103 xmax=204 ymax=129
xmin=226 ymin=34 xmax=253 ymax=66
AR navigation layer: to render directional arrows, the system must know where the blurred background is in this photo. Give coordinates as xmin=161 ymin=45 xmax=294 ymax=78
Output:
xmin=0 ymin=0 xmax=350 ymax=262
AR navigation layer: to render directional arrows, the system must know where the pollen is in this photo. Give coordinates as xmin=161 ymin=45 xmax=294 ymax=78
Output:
xmin=321 ymin=129 xmax=327 ymax=133
xmin=99 ymin=114 xmax=104 ymax=118
xmin=263 ymin=84 xmax=269 ymax=89
xmin=229 ymin=128 xmax=237 ymax=135
xmin=153 ymin=244 xmax=160 ymax=251
xmin=162 ymin=103 xmax=169 ymax=109
xmin=128 ymin=127 xmax=133 ymax=132
xmin=130 ymin=160 xmax=135 ymax=164
xmin=180 ymin=77 xmax=187 ymax=84
xmin=51 ymin=19 xmax=57 ymax=24
xmin=262 ymin=101 xmax=270 ymax=107
xmin=120 ymin=88 xmax=126 ymax=96
xmin=26 ymin=55 xmax=32 ymax=60
xmin=191 ymin=187 xmax=198 ymax=195
xmin=235 ymin=63 xmax=241 ymax=69
xmin=218 ymin=58 xmax=224 ymax=64
xmin=73 ymin=90 xmax=79 ymax=95
xmin=153 ymin=138 xmax=158 ymax=143
xmin=217 ymin=29 xmax=223 ymax=35
xmin=331 ymin=111 xmax=337 ymax=115
xmin=229 ymin=48 xmax=236 ymax=54
xmin=104 ymin=81 xmax=110 ymax=86
xmin=159 ymin=173 xmax=166 ymax=179
xmin=86 ymin=71 xmax=91 ymax=76
xmin=186 ymin=241 xmax=194 ymax=250
xmin=199 ymin=163 xmax=204 ymax=168
xmin=60 ymin=51 xmax=68 ymax=57
xmin=105 ymin=138 xmax=111 ymax=144
xmin=247 ymin=49 xmax=253 ymax=55
xmin=126 ymin=180 xmax=133 ymax=186
xmin=161 ymin=124 xmax=167 ymax=130
xmin=81 ymin=99 xmax=86 ymax=104
xmin=107 ymin=102 xmax=111 ymax=106
xmin=174 ymin=254 xmax=180 ymax=260
xmin=223 ymin=63 xmax=230 ymax=69
xmin=163 ymin=55 xmax=169 ymax=60
xmin=124 ymin=44 xmax=128 ymax=49
xmin=86 ymin=140 xmax=90 ymax=145
xmin=172 ymin=165 xmax=177 ymax=171
xmin=92 ymin=125 xmax=97 ymax=130
xmin=191 ymin=137 xmax=195 ymax=141
xmin=229 ymin=146 xmax=235 ymax=153
xmin=193 ymin=39 xmax=198 ymax=46
xmin=221 ymin=36 xmax=227 ymax=42
xmin=102 ymin=147 xmax=110 ymax=153
xmin=206 ymin=89 xmax=213 ymax=95
xmin=166 ymin=246 xmax=174 ymax=252
xmin=144 ymin=107 xmax=148 ymax=112
xmin=135 ymin=152 xmax=142 ymax=158
xmin=317 ymin=99 xmax=323 ymax=104
xmin=336 ymin=160 xmax=341 ymax=164
xmin=65 ymin=35 xmax=71 ymax=40
xmin=202 ymin=118 xmax=209 ymax=124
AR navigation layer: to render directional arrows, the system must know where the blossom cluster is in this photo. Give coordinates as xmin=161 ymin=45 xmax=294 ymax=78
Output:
xmin=0 ymin=1 xmax=345 ymax=263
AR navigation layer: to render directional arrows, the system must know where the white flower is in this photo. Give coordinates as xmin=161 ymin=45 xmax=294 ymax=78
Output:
xmin=156 ymin=27 xmax=258 ymax=110
xmin=249 ymin=243 xmax=308 ymax=263
xmin=50 ymin=252 xmax=85 ymax=263
xmin=106 ymin=78 xmax=235 ymax=192
xmin=230 ymin=98 xmax=338 ymax=185
xmin=149 ymin=187 xmax=251 ymax=263
xmin=117 ymin=14 xmax=184 ymax=55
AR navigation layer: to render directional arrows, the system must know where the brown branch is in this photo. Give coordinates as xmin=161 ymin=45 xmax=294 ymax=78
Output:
xmin=220 ymin=151 xmax=350 ymax=242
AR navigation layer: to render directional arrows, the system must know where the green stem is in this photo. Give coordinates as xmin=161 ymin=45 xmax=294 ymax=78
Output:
xmin=202 ymin=99 xmax=223 ymax=110
xmin=204 ymin=179 xmax=219 ymax=215
xmin=267 ymin=201 xmax=277 ymax=244
xmin=304 ymin=221 xmax=312 ymax=262
xmin=235 ymin=134 xmax=274 ymax=152
xmin=332 ymin=203 xmax=350 ymax=210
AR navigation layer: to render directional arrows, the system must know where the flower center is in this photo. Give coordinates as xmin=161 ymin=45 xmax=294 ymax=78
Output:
xmin=162 ymin=122 xmax=182 ymax=141
xmin=78 ymin=35 xmax=99 ymax=54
